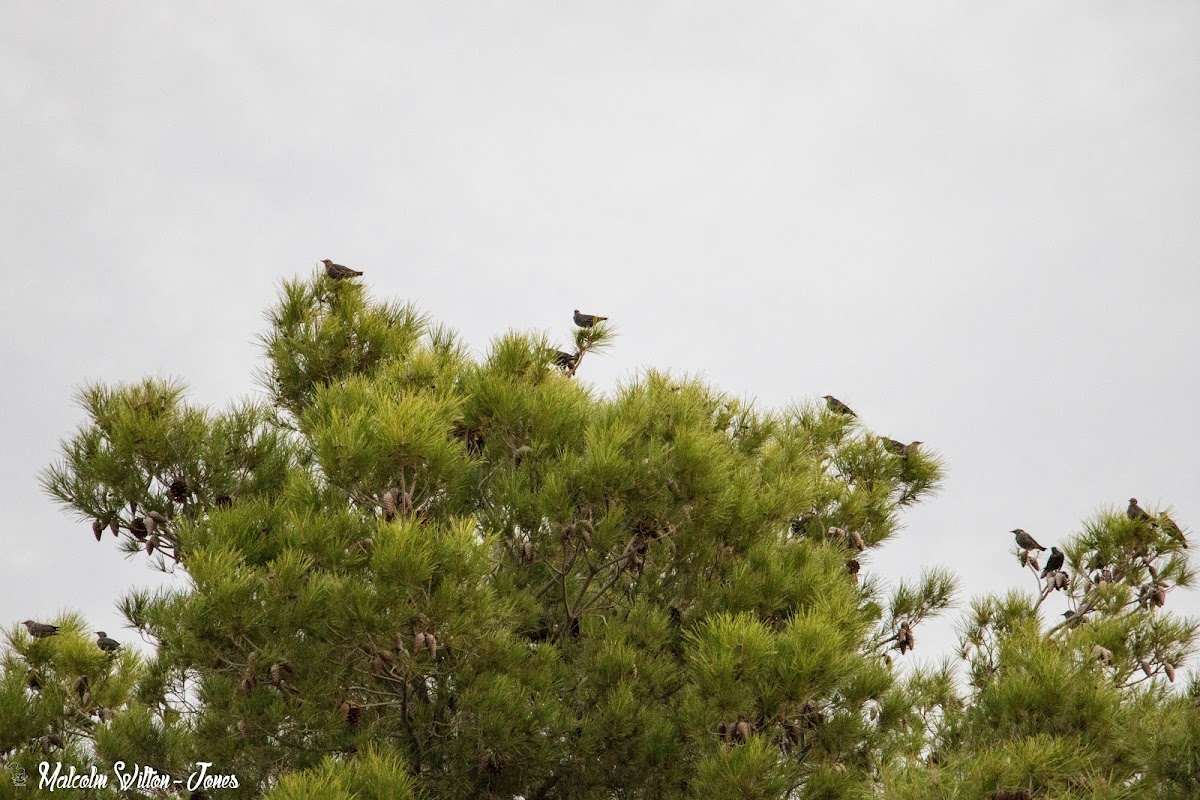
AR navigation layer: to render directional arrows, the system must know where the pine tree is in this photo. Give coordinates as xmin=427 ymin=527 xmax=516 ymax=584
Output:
xmin=879 ymin=504 xmax=1200 ymax=799
xmin=9 ymin=271 xmax=959 ymax=798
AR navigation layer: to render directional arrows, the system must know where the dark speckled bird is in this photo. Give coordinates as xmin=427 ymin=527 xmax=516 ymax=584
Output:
xmin=1041 ymin=546 xmax=1064 ymax=577
xmin=823 ymin=395 xmax=856 ymax=417
xmin=1011 ymin=529 xmax=1045 ymax=551
xmin=1159 ymin=513 xmax=1187 ymax=549
xmin=321 ymin=259 xmax=363 ymax=279
xmin=22 ymin=620 xmax=59 ymax=639
xmin=1127 ymin=498 xmax=1152 ymax=523
xmin=95 ymin=631 xmax=121 ymax=653
xmin=573 ymin=309 xmax=607 ymax=328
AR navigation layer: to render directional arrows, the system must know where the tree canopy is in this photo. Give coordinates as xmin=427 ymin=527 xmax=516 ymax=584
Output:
xmin=3 ymin=272 xmax=1196 ymax=798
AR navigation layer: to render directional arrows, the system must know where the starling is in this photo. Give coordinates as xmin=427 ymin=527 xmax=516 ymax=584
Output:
xmin=822 ymin=395 xmax=856 ymax=417
xmin=550 ymin=350 xmax=577 ymax=370
xmin=1127 ymin=498 xmax=1152 ymax=523
xmin=902 ymin=441 xmax=924 ymax=457
xmin=22 ymin=620 xmax=59 ymax=639
xmin=321 ymin=259 xmax=363 ymax=279
xmin=1011 ymin=529 xmax=1045 ymax=551
xmin=573 ymin=309 xmax=607 ymax=328
xmin=95 ymin=631 xmax=121 ymax=653
xmin=1159 ymin=513 xmax=1187 ymax=548
xmin=1041 ymin=546 xmax=1064 ymax=577
xmin=882 ymin=437 xmax=906 ymax=455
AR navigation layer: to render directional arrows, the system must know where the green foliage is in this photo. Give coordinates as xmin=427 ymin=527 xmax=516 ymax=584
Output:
xmin=9 ymin=272 xmax=1196 ymax=798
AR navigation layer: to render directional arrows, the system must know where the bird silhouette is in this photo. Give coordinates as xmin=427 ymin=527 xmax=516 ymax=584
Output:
xmin=573 ymin=309 xmax=607 ymax=328
xmin=823 ymin=395 xmax=856 ymax=417
xmin=1011 ymin=529 xmax=1045 ymax=551
xmin=22 ymin=620 xmax=59 ymax=638
xmin=95 ymin=631 xmax=121 ymax=653
xmin=1041 ymin=546 xmax=1064 ymax=577
xmin=321 ymin=259 xmax=364 ymax=279
xmin=1127 ymin=498 xmax=1152 ymax=523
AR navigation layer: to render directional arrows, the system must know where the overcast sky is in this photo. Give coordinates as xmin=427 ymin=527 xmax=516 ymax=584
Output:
xmin=2 ymin=2 xmax=1197 ymax=675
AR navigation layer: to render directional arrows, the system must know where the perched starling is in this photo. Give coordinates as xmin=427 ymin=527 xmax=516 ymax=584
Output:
xmin=902 ymin=441 xmax=923 ymax=457
xmin=1159 ymin=513 xmax=1187 ymax=548
xmin=822 ymin=395 xmax=856 ymax=417
xmin=22 ymin=620 xmax=59 ymax=639
xmin=882 ymin=437 xmax=906 ymax=455
xmin=1041 ymin=546 xmax=1064 ymax=577
xmin=550 ymin=350 xmax=577 ymax=370
xmin=573 ymin=309 xmax=607 ymax=328
xmin=1127 ymin=498 xmax=1152 ymax=523
xmin=95 ymin=631 xmax=121 ymax=653
xmin=321 ymin=259 xmax=363 ymax=279
xmin=1011 ymin=529 xmax=1046 ymax=551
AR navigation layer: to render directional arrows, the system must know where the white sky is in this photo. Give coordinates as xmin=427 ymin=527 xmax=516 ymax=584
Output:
xmin=2 ymin=2 xmax=1198 ymax=674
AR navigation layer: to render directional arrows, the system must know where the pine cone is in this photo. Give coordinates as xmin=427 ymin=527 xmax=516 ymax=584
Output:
xmin=169 ymin=478 xmax=189 ymax=504
xmin=92 ymin=518 xmax=104 ymax=541
xmin=1093 ymin=645 xmax=1114 ymax=666
xmin=1164 ymin=663 xmax=1176 ymax=682
xmin=130 ymin=517 xmax=148 ymax=541
xmin=1140 ymin=659 xmax=1153 ymax=678
xmin=414 ymin=631 xmax=427 ymax=655
xmin=382 ymin=488 xmax=400 ymax=522
xmin=735 ymin=720 xmax=751 ymax=743
xmin=109 ymin=517 xmax=120 ymax=537
xmin=848 ymin=530 xmax=866 ymax=552
xmin=237 ymin=720 xmax=250 ymax=738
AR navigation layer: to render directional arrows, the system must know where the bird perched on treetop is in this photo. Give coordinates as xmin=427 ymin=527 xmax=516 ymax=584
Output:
xmin=22 ymin=620 xmax=59 ymax=639
xmin=1159 ymin=513 xmax=1187 ymax=548
xmin=882 ymin=437 xmax=906 ymax=455
xmin=1011 ymin=529 xmax=1045 ymax=551
xmin=549 ymin=350 xmax=577 ymax=370
xmin=321 ymin=259 xmax=364 ymax=279
xmin=95 ymin=631 xmax=121 ymax=653
xmin=573 ymin=309 xmax=607 ymax=328
xmin=823 ymin=395 xmax=856 ymax=417
xmin=1041 ymin=546 xmax=1064 ymax=577
xmin=1127 ymin=498 xmax=1152 ymax=523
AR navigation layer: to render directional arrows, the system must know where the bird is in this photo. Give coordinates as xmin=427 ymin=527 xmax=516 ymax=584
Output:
xmin=1011 ymin=529 xmax=1045 ymax=551
xmin=21 ymin=620 xmax=59 ymax=639
xmin=1127 ymin=498 xmax=1152 ymax=523
xmin=573 ymin=309 xmax=607 ymax=328
xmin=881 ymin=437 xmax=906 ymax=455
xmin=321 ymin=259 xmax=364 ymax=279
xmin=822 ymin=395 xmax=856 ymax=417
xmin=1041 ymin=546 xmax=1064 ymax=577
xmin=1159 ymin=513 xmax=1187 ymax=548
xmin=549 ymin=350 xmax=577 ymax=370
xmin=95 ymin=631 xmax=121 ymax=653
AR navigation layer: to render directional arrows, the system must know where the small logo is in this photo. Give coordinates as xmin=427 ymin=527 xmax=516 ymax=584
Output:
xmin=12 ymin=767 xmax=28 ymax=787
